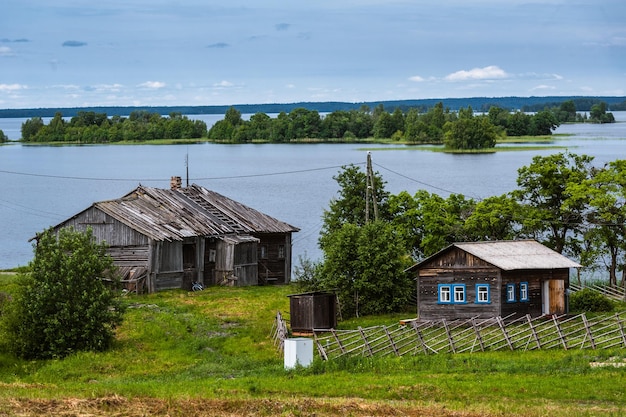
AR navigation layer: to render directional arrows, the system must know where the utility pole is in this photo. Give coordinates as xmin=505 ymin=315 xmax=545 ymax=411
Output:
xmin=365 ymin=152 xmax=379 ymax=223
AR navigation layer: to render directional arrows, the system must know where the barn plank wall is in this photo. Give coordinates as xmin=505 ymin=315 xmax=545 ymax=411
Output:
xmin=57 ymin=207 xmax=149 ymax=246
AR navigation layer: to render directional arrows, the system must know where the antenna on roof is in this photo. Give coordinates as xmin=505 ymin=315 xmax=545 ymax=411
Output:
xmin=185 ymin=149 xmax=189 ymax=187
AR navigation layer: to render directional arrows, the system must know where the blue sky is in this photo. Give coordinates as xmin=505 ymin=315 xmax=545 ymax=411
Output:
xmin=1 ymin=1 xmax=625 ymax=109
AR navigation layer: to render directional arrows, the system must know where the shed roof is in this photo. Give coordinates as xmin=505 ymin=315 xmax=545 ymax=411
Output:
xmin=408 ymin=240 xmax=581 ymax=272
xmin=55 ymin=184 xmax=298 ymax=242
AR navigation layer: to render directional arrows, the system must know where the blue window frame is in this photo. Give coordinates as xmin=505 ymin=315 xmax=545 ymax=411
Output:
xmin=520 ymin=282 xmax=529 ymax=302
xmin=475 ymin=284 xmax=491 ymax=304
xmin=506 ymin=283 xmax=516 ymax=303
xmin=438 ymin=284 xmax=452 ymax=304
xmin=438 ymin=284 xmax=466 ymax=304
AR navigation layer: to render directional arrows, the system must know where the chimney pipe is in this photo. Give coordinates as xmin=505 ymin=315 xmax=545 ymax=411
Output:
xmin=170 ymin=176 xmax=182 ymax=190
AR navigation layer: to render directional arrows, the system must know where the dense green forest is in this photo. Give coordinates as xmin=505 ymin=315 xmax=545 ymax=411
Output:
xmin=17 ymin=99 xmax=615 ymax=148
xmin=2 ymin=95 xmax=625 ymax=119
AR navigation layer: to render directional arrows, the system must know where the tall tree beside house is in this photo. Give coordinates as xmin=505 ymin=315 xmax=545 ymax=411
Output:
xmin=296 ymin=164 xmax=412 ymax=318
xmin=578 ymin=160 xmax=626 ymax=286
xmin=513 ymin=152 xmax=594 ymax=256
xmin=0 ymin=228 xmax=124 ymax=359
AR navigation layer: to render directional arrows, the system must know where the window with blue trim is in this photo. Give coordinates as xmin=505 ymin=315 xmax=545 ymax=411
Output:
xmin=506 ymin=283 xmax=516 ymax=302
xmin=520 ymin=282 xmax=529 ymax=302
xmin=454 ymin=285 xmax=466 ymax=303
xmin=438 ymin=284 xmax=466 ymax=304
xmin=475 ymin=284 xmax=491 ymax=304
xmin=438 ymin=284 xmax=452 ymax=304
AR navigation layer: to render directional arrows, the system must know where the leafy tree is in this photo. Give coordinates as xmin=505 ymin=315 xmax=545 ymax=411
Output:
xmin=224 ymin=106 xmax=243 ymax=127
xmin=589 ymin=102 xmax=615 ymax=123
xmin=319 ymin=165 xmax=390 ymax=250
xmin=389 ymin=190 xmax=475 ymax=259
xmin=580 ymin=160 xmax=626 ymax=286
xmin=513 ymin=152 xmax=593 ymax=255
xmin=318 ymin=221 xmax=413 ymax=318
xmin=529 ymin=110 xmax=559 ymax=135
xmin=464 ymin=194 xmax=519 ymax=241
xmin=0 ymin=129 xmax=8 ymax=142
xmin=1 ymin=228 xmax=124 ymax=359
xmin=21 ymin=117 xmax=44 ymax=141
xmin=443 ymin=116 xmax=497 ymax=150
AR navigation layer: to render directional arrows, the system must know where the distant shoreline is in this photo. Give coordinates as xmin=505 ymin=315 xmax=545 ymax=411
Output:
xmin=1 ymin=95 xmax=625 ymax=119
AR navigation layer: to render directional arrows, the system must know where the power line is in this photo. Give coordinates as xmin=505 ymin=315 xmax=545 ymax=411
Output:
xmin=0 ymin=163 xmax=364 ymax=182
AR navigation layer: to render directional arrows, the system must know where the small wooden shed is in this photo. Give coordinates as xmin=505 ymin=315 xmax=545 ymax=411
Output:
xmin=288 ymin=291 xmax=337 ymax=334
xmin=407 ymin=240 xmax=581 ymax=321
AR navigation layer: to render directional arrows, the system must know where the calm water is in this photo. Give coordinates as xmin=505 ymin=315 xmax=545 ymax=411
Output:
xmin=1 ymin=113 xmax=625 ymax=270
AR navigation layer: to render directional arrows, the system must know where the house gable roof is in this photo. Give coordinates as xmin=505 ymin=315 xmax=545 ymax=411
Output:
xmin=54 ymin=184 xmax=298 ymax=242
xmin=179 ymin=184 xmax=300 ymax=234
xmin=408 ymin=240 xmax=581 ymax=272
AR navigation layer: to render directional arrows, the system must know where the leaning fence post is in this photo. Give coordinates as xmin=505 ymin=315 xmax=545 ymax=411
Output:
xmin=313 ymin=331 xmax=329 ymax=361
xmin=552 ymin=315 xmax=568 ymax=350
xmin=497 ymin=316 xmax=514 ymax=351
xmin=411 ymin=321 xmax=430 ymax=355
xmin=581 ymin=313 xmax=596 ymax=349
xmin=471 ymin=318 xmax=485 ymax=352
xmin=359 ymin=326 xmax=374 ymax=357
xmin=442 ymin=319 xmax=456 ymax=353
xmin=330 ymin=328 xmax=346 ymax=355
xmin=384 ymin=325 xmax=400 ymax=356
xmin=616 ymin=313 xmax=626 ymax=348
xmin=526 ymin=314 xmax=542 ymax=350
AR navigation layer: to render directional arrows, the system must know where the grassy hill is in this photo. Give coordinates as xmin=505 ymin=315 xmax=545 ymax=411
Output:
xmin=0 ymin=274 xmax=625 ymax=416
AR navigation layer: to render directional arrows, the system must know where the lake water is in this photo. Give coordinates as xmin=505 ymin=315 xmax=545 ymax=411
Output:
xmin=1 ymin=112 xmax=625 ymax=270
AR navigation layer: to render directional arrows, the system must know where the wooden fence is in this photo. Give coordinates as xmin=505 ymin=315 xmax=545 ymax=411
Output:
xmin=570 ymin=282 xmax=626 ymax=302
xmin=273 ymin=312 xmax=626 ymax=360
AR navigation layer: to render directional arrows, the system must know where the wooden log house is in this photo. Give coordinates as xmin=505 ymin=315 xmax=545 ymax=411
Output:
xmin=407 ymin=240 xmax=581 ymax=321
xmin=44 ymin=177 xmax=299 ymax=292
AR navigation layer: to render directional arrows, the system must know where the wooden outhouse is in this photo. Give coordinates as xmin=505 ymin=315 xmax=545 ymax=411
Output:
xmin=45 ymin=181 xmax=299 ymax=292
xmin=406 ymin=240 xmax=581 ymax=321
xmin=288 ymin=291 xmax=337 ymax=334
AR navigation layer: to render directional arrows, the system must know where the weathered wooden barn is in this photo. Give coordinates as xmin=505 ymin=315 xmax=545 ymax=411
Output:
xmin=46 ymin=179 xmax=299 ymax=292
xmin=407 ymin=240 xmax=581 ymax=321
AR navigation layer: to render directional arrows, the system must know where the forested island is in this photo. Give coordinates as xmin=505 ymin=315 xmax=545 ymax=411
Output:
xmin=6 ymin=98 xmax=617 ymax=150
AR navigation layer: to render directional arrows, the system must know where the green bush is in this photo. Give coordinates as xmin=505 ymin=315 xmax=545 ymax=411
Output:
xmin=0 ymin=227 xmax=125 ymax=359
xmin=569 ymin=288 xmax=614 ymax=313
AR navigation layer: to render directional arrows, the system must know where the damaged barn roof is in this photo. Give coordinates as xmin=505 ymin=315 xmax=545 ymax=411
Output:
xmin=54 ymin=184 xmax=298 ymax=242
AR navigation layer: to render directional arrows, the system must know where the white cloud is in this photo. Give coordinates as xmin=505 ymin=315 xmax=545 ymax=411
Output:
xmin=409 ymin=75 xmax=425 ymax=82
xmin=0 ymin=46 xmax=14 ymax=56
xmin=138 ymin=81 xmax=166 ymax=89
xmin=213 ymin=80 xmax=234 ymax=88
xmin=530 ymin=84 xmax=556 ymax=91
xmin=445 ymin=65 xmax=508 ymax=81
xmin=0 ymin=83 xmax=26 ymax=92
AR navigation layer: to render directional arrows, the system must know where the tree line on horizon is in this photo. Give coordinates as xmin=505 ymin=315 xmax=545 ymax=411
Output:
xmin=13 ymin=99 xmax=614 ymax=148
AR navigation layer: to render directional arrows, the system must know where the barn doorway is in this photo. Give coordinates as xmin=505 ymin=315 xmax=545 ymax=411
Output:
xmin=542 ymin=279 xmax=565 ymax=315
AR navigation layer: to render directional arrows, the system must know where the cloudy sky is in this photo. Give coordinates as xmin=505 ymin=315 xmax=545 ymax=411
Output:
xmin=1 ymin=0 xmax=625 ymax=109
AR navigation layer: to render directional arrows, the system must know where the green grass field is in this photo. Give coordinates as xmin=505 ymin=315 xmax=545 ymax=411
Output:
xmin=0 ymin=273 xmax=625 ymax=416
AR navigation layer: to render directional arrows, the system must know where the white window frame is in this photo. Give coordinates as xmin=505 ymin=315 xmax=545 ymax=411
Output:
xmin=438 ymin=284 xmax=466 ymax=304
xmin=520 ymin=282 xmax=529 ymax=302
xmin=438 ymin=284 xmax=452 ymax=304
xmin=475 ymin=284 xmax=491 ymax=304
xmin=454 ymin=285 xmax=466 ymax=303
xmin=506 ymin=283 xmax=517 ymax=303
